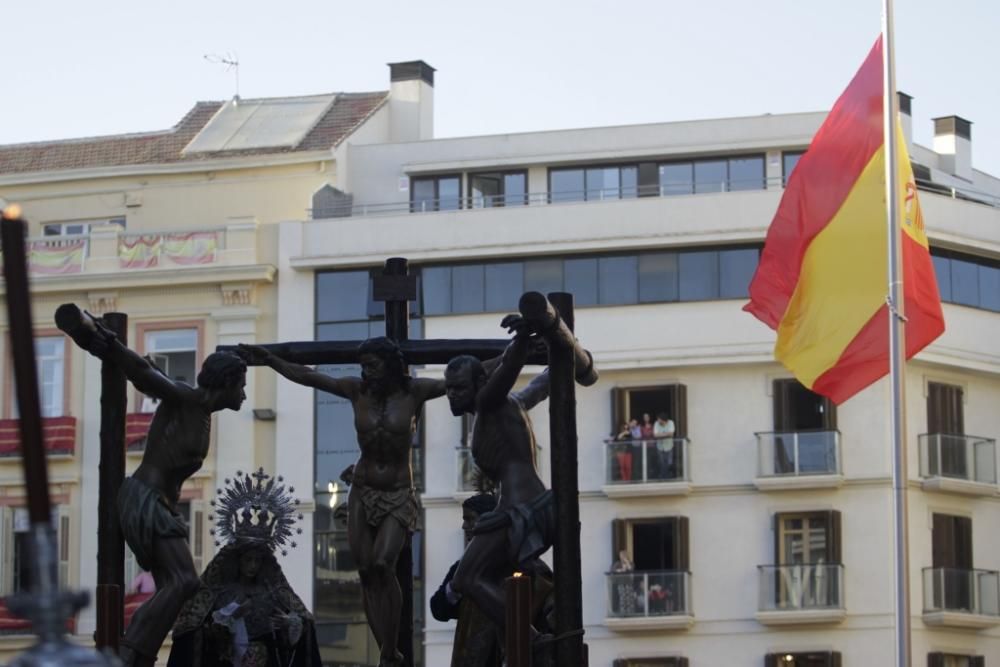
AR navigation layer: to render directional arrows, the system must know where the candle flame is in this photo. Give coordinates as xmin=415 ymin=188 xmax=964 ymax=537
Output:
xmin=512 ymin=571 xmax=523 ymax=578
xmin=2 ymin=204 xmax=22 ymax=220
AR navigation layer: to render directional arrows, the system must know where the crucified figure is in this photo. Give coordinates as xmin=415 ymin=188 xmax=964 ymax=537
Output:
xmin=56 ymin=304 xmax=247 ymax=667
xmin=238 ymin=338 xmax=445 ymax=667
xmin=443 ymin=315 xmax=555 ymax=654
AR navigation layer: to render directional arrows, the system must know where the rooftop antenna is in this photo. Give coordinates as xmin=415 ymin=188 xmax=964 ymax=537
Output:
xmin=204 ymin=52 xmax=240 ymax=101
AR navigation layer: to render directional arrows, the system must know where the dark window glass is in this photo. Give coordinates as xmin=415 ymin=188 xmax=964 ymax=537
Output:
xmin=411 ymin=178 xmax=435 ymax=212
xmin=729 ymin=156 xmax=765 ymax=191
xmin=659 ymin=163 xmax=693 ymax=195
xmin=564 ymin=258 xmax=598 ymax=306
xmin=783 ymin=151 xmax=805 ymax=185
xmin=525 ymin=260 xmax=564 ymax=295
xmin=638 ymin=253 xmax=679 ymax=302
xmin=451 ymin=265 xmax=485 ymax=313
xmin=679 ymin=251 xmax=719 ymax=300
xmin=586 ymin=167 xmax=619 ymax=200
xmin=979 ymin=264 xmax=1000 ymax=311
xmin=504 ymin=173 xmax=527 ymax=206
xmin=950 ymin=258 xmax=979 ymax=307
xmin=317 ymin=271 xmax=370 ymax=323
xmin=485 ymin=263 xmax=524 ymax=312
xmin=932 ymin=255 xmax=952 ymax=302
xmin=550 ymin=169 xmax=585 ymax=202
xmin=471 ymin=173 xmax=503 ymax=208
xmin=438 ymin=177 xmax=461 ymax=210
xmin=620 ymin=166 xmax=638 ymax=198
xmin=719 ymin=248 xmax=759 ymax=298
xmin=694 ymin=160 xmax=727 ymax=194
xmin=599 ymin=256 xmax=638 ymax=305
xmin=422 ymin=267 xmax=452 ymax=315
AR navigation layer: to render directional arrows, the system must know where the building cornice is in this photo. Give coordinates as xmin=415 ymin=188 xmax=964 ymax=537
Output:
xmin=0 ymin=264 xmax=276 ymax=297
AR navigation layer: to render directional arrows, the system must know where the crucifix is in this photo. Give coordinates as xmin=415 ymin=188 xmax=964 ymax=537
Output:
xmin=225 ymin=257 xmax=596 ymax=667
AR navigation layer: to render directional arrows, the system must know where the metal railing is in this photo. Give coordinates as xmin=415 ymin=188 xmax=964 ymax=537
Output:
xmin=919 ymin=433 xmax=997 ymax=485
xmin=606 ymin=570 xmax=691 ymax=618
xmin=605 ymin=437 xmax=689 ymax=484
xmin=758 ymin=563 xmax=844 ymax=612
xmin=755 ymin=430 xmax=840 ymax=477
xmin=922 ymin=567 xmax=1000 ymax=616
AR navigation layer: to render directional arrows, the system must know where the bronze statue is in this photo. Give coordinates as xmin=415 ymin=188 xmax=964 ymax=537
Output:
xmin=238 ymin=338 xmax=445 ymax=667
xmin=169 ymin=469 xmax=321 ymax=667
xmin=443 ymin=315 xmax=555 ymax=652
xmin=56 ymin=304 xmax=247 ymax=667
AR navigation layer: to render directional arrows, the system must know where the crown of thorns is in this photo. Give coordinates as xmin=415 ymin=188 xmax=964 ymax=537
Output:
xmin=209 ymin=468 xmax=303 ymax=556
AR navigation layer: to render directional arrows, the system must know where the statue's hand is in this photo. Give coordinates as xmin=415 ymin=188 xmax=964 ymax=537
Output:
xmin=501 ymin=314 xmax=532 ymax=339
xmin=237 ymin=343 xmax=272 ymax=366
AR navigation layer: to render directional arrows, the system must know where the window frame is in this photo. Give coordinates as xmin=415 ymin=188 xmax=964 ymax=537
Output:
xmin=134 ymin=321 xmax=204 ymax=412
xmin=409 ymin=173 xmax=463 ymax=212
xmin=657 ymin=154 xmax=767 ymax=195
xmin=548 ymin=163 xmax=640 ymax=202
xmin=3 ymin=329 xmax=71 ymax=419
xmin=468 ymin=169 xmax=529 ymax=208
xmin=764 ymin=651 xmax=842 ymax=667
xmin=782 ymin=150 xmax=806 ymax=186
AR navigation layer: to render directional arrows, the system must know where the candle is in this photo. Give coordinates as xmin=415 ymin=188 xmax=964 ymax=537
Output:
xmin=505 ymin=571 xmax=532 ymax=667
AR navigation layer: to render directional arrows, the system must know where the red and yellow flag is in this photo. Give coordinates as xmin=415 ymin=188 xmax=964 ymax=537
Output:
xmin=744 ymin=36 xmax=944 ymax=404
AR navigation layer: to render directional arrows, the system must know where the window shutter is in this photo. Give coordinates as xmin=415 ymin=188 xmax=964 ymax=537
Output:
xmin=932 ymin=513 xmax=956 ymax=569
xmin=970 ymin=656 xmax=985 ymax=667
xmin=57 ymin=504 xmax=71 ymax=588
xmin=830 ymin=651 xmax=842 ymax=667
xmin=821 ymin=395 xmax=837 ymax=431
xmin=675 ymin=517 xmax=690 ymax=571
xmin=611 ymin=519 xmax=628 ymax=566
xmin=955 ymin=515 xmax=973 ymax=570
xmin=927 ymin=653 xmax=945 ymax=667
xmin=672 ymin=384 xmax=688 ymax=439
xmin=928 ymin=382 xmax=965 ymax=435
xmin=825 ymin=510 xmax=842 ymax=563
xmin=676 ymin=659 xmax=689 ymax=667
xmin=612 ymin=660 xmax=627 ymax=667
xmin=611 ymin=387 xmax=627 ymax=436
xmin=773 ymin=513 xmax=782 ymax=563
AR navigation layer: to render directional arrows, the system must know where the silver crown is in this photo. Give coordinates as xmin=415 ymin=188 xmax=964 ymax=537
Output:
xmin=209 ymin=468 xmax=304 ymax=556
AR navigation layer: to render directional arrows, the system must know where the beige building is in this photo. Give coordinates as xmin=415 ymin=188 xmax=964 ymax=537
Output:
xmin=2 ymin=62 xmax=1000 ymax=667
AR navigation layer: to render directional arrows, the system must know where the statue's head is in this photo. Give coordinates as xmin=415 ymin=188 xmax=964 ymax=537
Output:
xmin=358 ymin=337 xmax=407 ymax=389
xmin=197 ymin=352 xmax=247 ymax=411
xmin=444 ymin=355 xmax=486 ymax=416
xmin=239 ymin=546 xmax=266 ymax=581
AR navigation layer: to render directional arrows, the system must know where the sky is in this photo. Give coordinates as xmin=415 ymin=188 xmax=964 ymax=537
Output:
xmin=3 ymin=0 xmax=998 ymax=176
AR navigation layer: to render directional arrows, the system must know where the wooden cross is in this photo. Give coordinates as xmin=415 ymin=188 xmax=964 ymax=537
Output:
xmin=223 ymin=256 xmax=592 ymax=666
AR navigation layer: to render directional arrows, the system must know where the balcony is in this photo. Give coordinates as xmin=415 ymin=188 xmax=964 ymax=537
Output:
xmin=919 ymin=434 xmax=998 ymax=496
xmin=125 ymin=413 xmax=154 ymax=455
xmin=0 ymin=417 xmax=76 ymax=460
xmin=756 ymin=563 xmax=846 ymax=625
xmin=922 ymin=567 xmax=1000 ymax=629
xmin=605 ymin=570 xmax=693 ymax=631
xmin=603 ymin=438 xmax=691 ymax=499
xmin=753 ymin=431 xmax=843 ymax=491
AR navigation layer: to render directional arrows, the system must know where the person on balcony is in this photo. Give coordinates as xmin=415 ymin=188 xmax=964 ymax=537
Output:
xmin=654 ymin=413 xmax=676 ymax=480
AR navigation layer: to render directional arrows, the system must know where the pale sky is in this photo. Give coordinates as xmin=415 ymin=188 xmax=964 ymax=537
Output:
xmin=3 ymin=0 xmax=998 ymax=177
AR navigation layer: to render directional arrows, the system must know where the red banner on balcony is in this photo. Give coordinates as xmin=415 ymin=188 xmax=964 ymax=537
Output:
xmin=163 ymin=231 xmax=217 ymax=265
xmin=0 ymin=416 xmax=76 ymax=457
xmin=28 ymin=240 xmax=86 ymax=275
xmin=125 ymin=412 xmax=154 ymax=451
xmin=119 ymin=235 xmax=162 ymax=269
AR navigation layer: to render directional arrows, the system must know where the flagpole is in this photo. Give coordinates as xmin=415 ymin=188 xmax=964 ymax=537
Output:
xmin=882 ymin=1 xmax=911 ymax=665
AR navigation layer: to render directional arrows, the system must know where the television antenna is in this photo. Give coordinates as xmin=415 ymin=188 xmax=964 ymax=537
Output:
xmin=204 ymin=52 xmax=240 ymax=100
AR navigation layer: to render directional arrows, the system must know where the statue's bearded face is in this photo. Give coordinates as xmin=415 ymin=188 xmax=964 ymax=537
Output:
xmin=445 ymin=367 xmax=478 ymax=416
xmin=360 ymin=353 xmax=387 ymax=385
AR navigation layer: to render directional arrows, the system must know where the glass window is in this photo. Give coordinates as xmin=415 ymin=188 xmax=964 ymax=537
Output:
xmin=485 ymin=263 xmax=524 ymax=312
xmin=564 ymin=258 xmax=598 ymax=306
xmin=410 ymin=175 xmax=460 ymax=211
xmin=587 ymin=168 xmax=617 ymax=200
xmin=659 ymin=163 xmax=693 ymax=196
xmin=679 ymin=251 xmax=719 ymax=300
xmin=451 ymin=265 xmax=485 ymax=313
xmin=783 ymin=151 xmax=805 ymax=185
xmin=34 ymin=337 xmax=65 ymax=418
xmin=525 ymin=260 xmax=563 ymax=295
xmin=599 ymin=256 xmax=638 ymax=305
xmin=932 ymin=255 xmax=952 ymax=302
xmin=145 ymin=328 xmax=197 ymax=391
xmin=410 ymin=178 xmax=435 ymax=213
xmin=638 ymin=253 xmax=679 ymax=303
xmin=550 ymin=169 xmax=585 ymax=203
xmin=505 ymin=173 xmax=527 ymax=207
xmin=438 ymin=177 xmax=461 ymax=211
xmin=471 ymin=173 xmax=502 ymax=208
xmin=950 ymin=258 xmax=979 ymax=307
xmin=694 ymin=160 xmax=727 ymax=194
xmin=620 ymin=166 xmax=638 ymax=198
xmin=421 ymin=267 xmax=452 ymax=316
xmin=719 ymin=248 xmax=759 ymax=298
xmin=979 ymin=264 xmax=1000 ymax=312
xmin=317 ymin=271 xmax=371 ymax=323
xmin=728 ymin=156 xmax=765 ymax=191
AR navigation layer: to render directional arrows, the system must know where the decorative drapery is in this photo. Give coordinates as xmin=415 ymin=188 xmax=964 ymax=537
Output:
xmin=119 ymin=231 xmax=218 ymax=268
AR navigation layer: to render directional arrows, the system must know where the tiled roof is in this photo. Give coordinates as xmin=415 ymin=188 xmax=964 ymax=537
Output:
xmin=0 ymin=91 xmax=388 ymax=176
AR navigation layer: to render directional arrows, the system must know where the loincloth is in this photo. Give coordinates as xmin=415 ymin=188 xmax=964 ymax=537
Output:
xmin=118 ymin=476 xmax=189 ymax=572
xmin=472 ymin=489 xmax=556 ymax=566
xmin=356 ymin=484 xmax=421 ymax=532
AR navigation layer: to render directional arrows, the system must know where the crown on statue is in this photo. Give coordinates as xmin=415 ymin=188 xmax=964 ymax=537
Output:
xmin=209 ymin=468 xmax=304 ymax=556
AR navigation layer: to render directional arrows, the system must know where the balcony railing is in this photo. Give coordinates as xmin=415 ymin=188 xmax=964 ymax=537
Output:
xmin=758 ymin=563 xmax=844 ymax=612
xmin=919 ymin=433 xmax=997 ymax=485
xmin=923 ymin=567 xmax=1000 ymax=617
xmin=755 ymin=431 xmax=840 ymax=478
xmin=606 ymin=570 xmax=691 ymax=619
xmin=0 ymin=417 xmax=76 ymax=458
xmin=605 ymin=437 xmax=689 ymax=484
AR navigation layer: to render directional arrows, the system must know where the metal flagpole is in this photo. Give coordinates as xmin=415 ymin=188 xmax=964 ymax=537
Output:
xmin=882 ymin=1 xmax=911 ymax=665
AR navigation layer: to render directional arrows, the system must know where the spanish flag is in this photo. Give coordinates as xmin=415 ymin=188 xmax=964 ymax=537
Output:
xmin=744 ymin=36 xmax=944 ymax=404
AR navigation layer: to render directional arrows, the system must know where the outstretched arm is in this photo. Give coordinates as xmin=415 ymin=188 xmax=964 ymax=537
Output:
xmin=238 ymin=344 xmax=359 ymax=400
xmin=412 ymin=377 xmax=446 ymax=403
xmin=476 ymin=315 xmax=533 ymax=412
xmin=512 ymin=368 xmax=549 ymax=411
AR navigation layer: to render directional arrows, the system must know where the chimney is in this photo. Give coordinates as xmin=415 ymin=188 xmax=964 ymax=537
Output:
xmin=387 ymin=60 xmax=435 ymax=142
xmin=933 ymin=115 xmax=973 ymax=182
xmin=897 ymin=91 xmax=913 ymax=153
